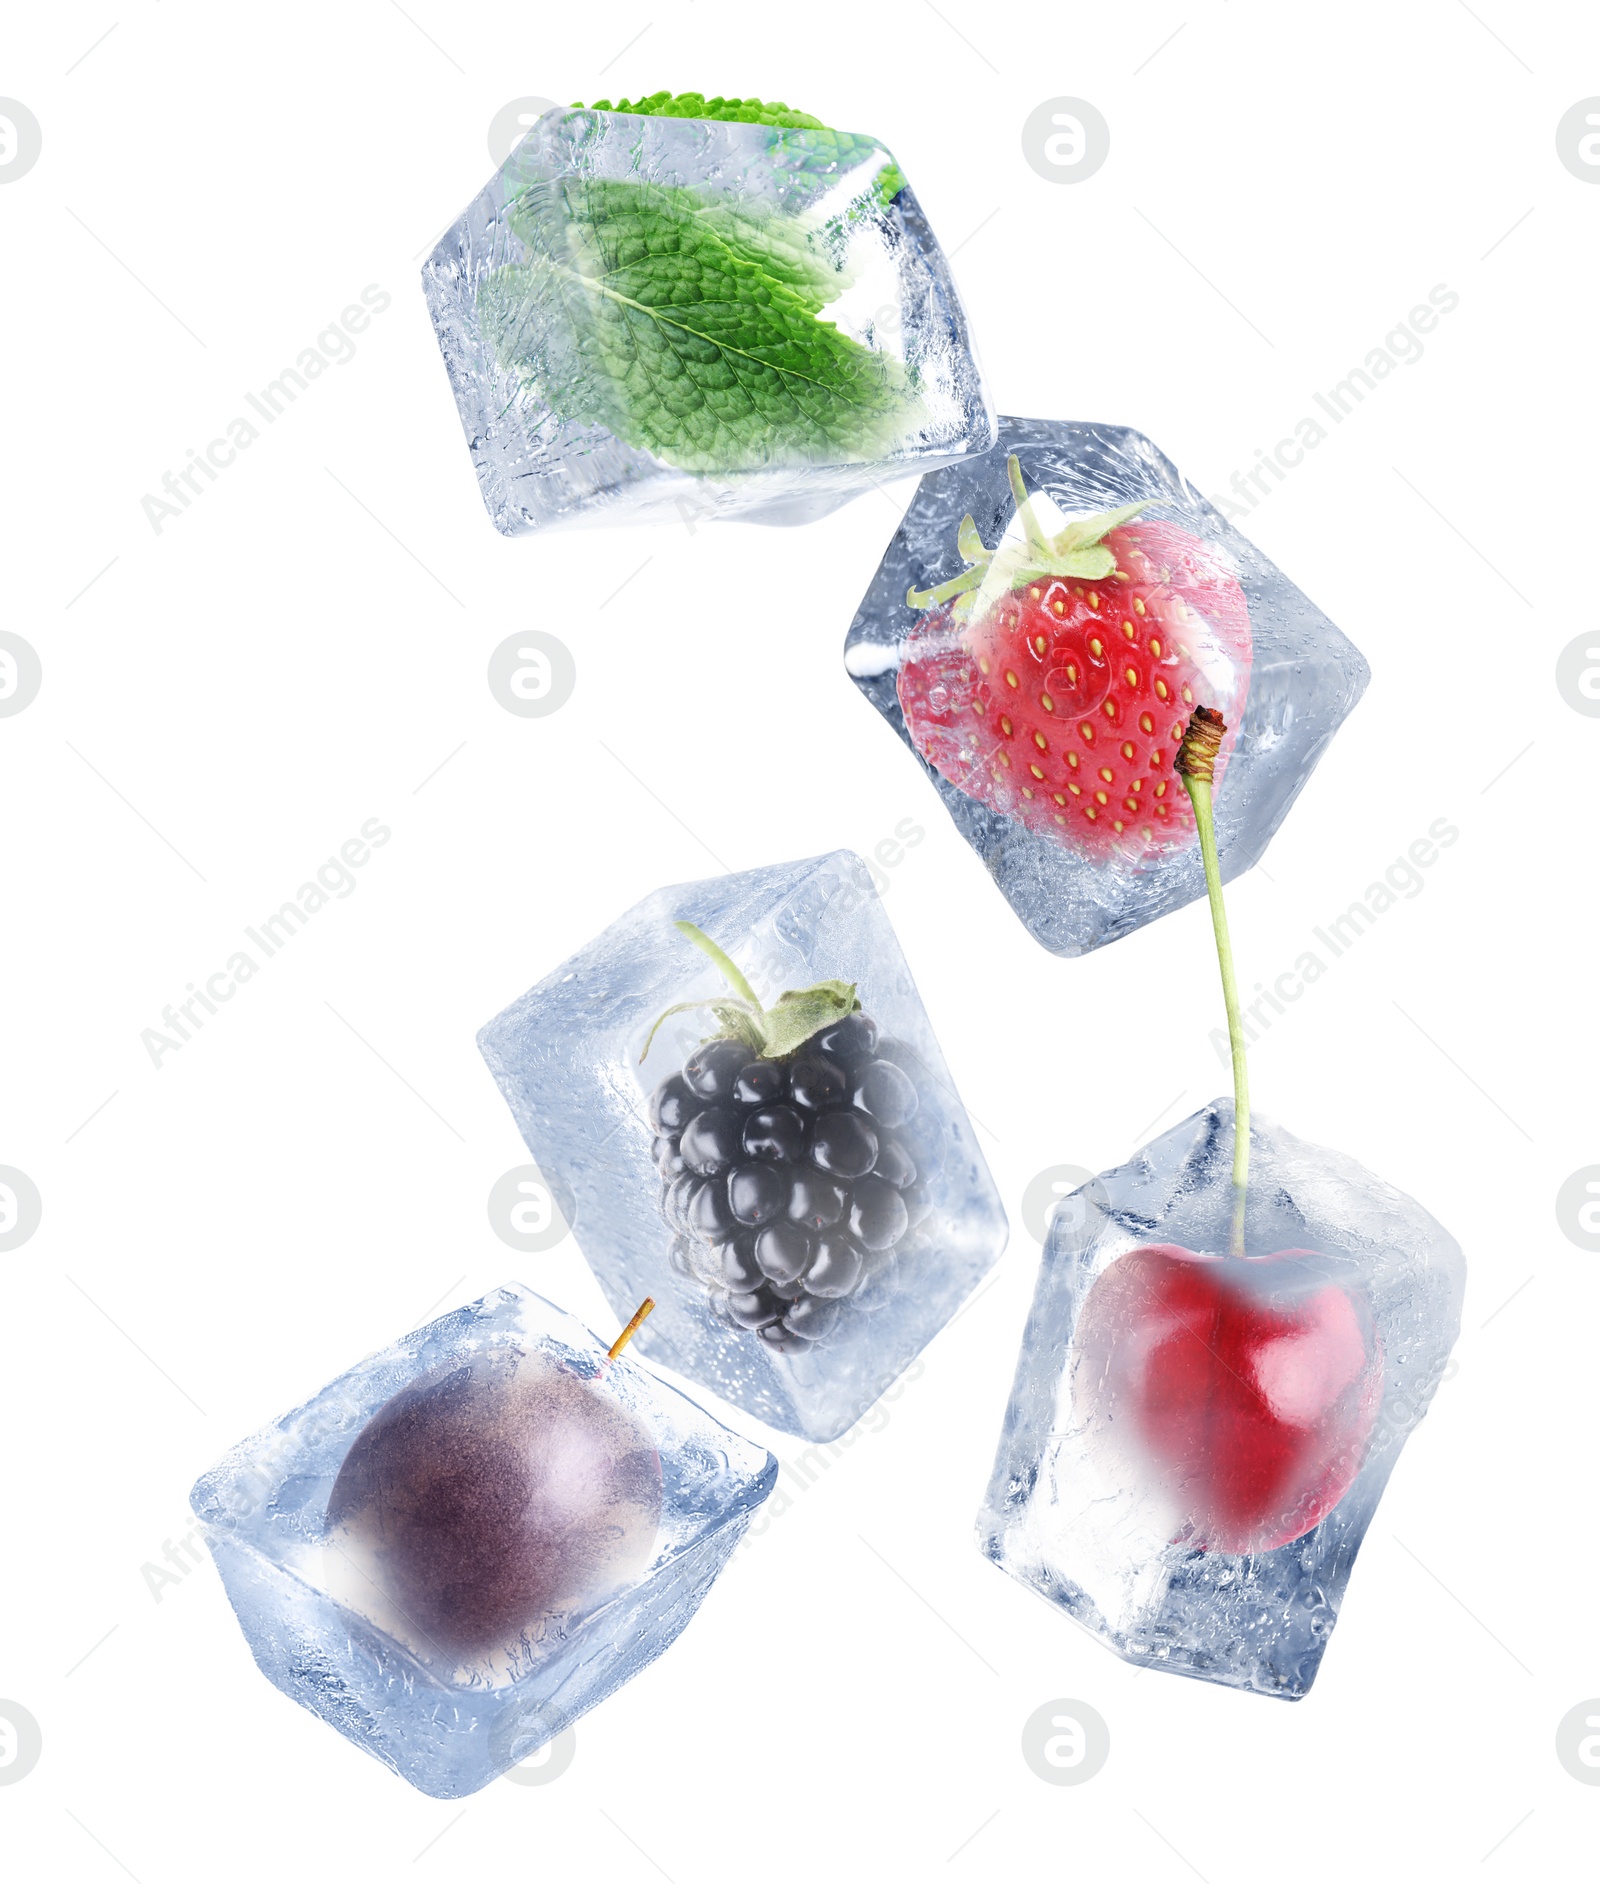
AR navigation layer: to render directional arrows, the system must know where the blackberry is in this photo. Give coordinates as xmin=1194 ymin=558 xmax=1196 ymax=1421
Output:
xmin=640 ymin=921 xmax=941 ymax=1352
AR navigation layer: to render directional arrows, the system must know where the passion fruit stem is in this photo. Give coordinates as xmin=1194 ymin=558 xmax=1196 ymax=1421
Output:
xmin=607 ymin=1297 xmax=656 ymax=1361
xmin=1176 ymin=706 xmax=1249 ymax=1255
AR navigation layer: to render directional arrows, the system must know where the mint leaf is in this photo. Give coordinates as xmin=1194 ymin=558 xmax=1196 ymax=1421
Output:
xmin=671 ymin=196 xmax=850 ymax=307
xmin=481 ymin=174 xmax=916 ymax=472
xmin=572 ymin=94 xmax=902 ymax=208
xmin=580 ymin=92 xmax=826 ymax=130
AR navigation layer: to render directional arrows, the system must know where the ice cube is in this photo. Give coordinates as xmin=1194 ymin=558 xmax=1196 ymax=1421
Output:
xmin=422 ymin=106 xmax=994 ymax=534
xmin=190 ymin=1285 xmax=775 ymax=1797
xmin=977 ymin=1100 xmax=1464 ymax=1699
xmin=478 ymin=850 xmax=1007 ymax=1441
xmin=845 ymin=417 xmax=1370 ymax=955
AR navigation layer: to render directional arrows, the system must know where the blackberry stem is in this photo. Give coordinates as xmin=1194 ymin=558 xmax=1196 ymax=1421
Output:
xmin=674 ymin=921 xmax=763 ymax=1013
xmin=1177 ymin=708 xmax=1248 ymax=1256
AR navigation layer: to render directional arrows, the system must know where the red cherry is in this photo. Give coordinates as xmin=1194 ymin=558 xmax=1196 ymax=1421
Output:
xmin=1073 ymin=1244 xmax=1383 ymax=1554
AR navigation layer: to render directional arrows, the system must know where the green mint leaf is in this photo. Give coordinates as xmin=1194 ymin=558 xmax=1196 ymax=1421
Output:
xmin=580 ymin=92 xmax=826 ymax=130
xmin=873 ymin=161 xmax=906 ymax=207
xmin=669 ymin=198 xmax=849 ymax=309
xmin=481 ymin=175 xmax=916 ymax=472
xmin=572 ymin=94 xmax=899 ymax=204
xmin=775 ymin=131 xmax=903 ymax=209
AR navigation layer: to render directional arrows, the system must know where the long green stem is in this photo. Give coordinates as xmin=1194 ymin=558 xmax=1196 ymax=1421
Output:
xmin=1178 ymin=728 xmax=1249 ymax=1256
xmin=674 ymin=920 xmax=763 ymax=1012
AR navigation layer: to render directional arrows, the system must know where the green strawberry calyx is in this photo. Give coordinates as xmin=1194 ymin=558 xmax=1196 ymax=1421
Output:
xmin=905 ymin=454 xmax=1150 ymax=622
xmin=640 ymin=921 xmax=860 ymax=1063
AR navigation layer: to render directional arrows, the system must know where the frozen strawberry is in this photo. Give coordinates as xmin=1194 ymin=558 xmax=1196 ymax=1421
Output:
xmin=896 ymin=457 xmax=1251 ymax=860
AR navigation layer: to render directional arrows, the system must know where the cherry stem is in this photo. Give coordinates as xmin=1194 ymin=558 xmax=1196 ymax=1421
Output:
xmin=1177 ymin=708 xmax=1249 ymax=1256
xmin=674 ymin=921 xmax=763 ymax=1013
xmin=607 ymin=1297 xmax=656 ymax=1361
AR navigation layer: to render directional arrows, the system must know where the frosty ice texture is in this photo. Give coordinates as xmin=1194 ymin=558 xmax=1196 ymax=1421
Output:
xmin=423 ymin=107 xmax=994 ymax=533
xmin=978 ymin=1101 xmax=1464 ymax=1699
xmin=845 ymin=418 xmax=1369 ymax=954
xmin=190 ymin=1285 xmax=774 ymax=1797
xmin=478 ymin=851 xmax=1007 ymax=1441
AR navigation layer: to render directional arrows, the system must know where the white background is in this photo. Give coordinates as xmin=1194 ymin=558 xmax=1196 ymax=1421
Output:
xmin=3 ymin=4 xmax=1595 ymax=1879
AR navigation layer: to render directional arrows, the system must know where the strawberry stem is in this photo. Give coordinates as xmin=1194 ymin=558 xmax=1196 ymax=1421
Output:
xmin=908 ymin=457 xmax=1153 ymax=624
xmin=1008 ymin=454 xmax=1049 ymax=553
xmin=1176 ymin=708 xmax=1249 ymax=1256
xmin=673 ymin=920 xmax=763 ymax=1012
